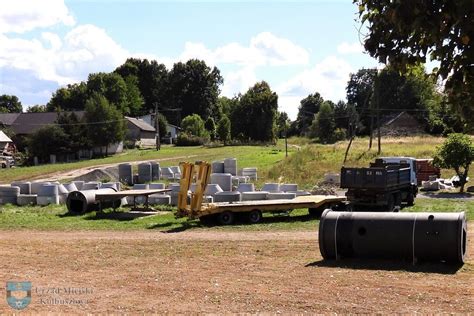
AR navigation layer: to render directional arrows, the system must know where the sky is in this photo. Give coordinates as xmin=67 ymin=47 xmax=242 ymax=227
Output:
xmin=0 ymin=0 xmax=379 ymax=120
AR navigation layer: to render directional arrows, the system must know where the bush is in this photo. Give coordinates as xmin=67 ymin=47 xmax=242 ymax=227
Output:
xmin=181 ymin=114 xmax=209 ymax=138
xmin=175 ymin=133 xmax=207 ymax=146
xmin=333 ymin=128 xmax=347 ymax=141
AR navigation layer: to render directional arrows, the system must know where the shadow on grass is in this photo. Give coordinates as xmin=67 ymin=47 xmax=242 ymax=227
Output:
xmin=305 ymin=258 xmax=464 ymax=274
xmin=148 ymin=220 xmax=204 ymax=233
xmin=418 ymin=192 xmax=473 ymax=199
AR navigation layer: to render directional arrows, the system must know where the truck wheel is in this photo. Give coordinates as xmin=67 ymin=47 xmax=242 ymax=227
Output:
xmin=406 ymin=192 xmax=415 ymax=206
xmin=385 ymin=195 xmax=395 ymax=212
xmin=217 ymin=211 xmax=234 ymax=225
xmin=308 ymin=207 xmax=323 ymax=218
xmin=247 ymin=210 xmax=262 ymax=224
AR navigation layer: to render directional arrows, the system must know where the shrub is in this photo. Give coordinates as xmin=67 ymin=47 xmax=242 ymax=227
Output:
xmin=175 ymin=133 xmax=207 ymax=146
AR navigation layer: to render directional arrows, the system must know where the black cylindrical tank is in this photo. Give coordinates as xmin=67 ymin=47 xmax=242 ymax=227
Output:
xmin=319 ymin=210 xmax=467 ymax=263
xmin=66 ymin=188 xmax=120 ymax=214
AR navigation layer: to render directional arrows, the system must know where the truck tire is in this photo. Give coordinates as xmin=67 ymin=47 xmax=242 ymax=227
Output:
xmin=393 ymin=193 xmax=401 ymax=212
xmin=406 ymin=192 xmax=415 ymax=206
xmin=247 ymin=210 xmax=262 ymax=224
xmin=309 ymin=207 xmax=324 ymax=218
xmin=385 ymin=195 xmax=395 ymax=212
xmin=217 ymin=211 xmax=235 ymax=225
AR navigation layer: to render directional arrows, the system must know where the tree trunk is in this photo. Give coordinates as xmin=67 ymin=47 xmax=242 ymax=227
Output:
xmin=369 ymin=112 xmax=374 ymax=149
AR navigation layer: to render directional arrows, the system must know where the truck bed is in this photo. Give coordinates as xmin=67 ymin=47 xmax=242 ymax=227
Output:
xmin=340 ymin=166 xmax=411 ymax=190
xmin=181 ymin=195 xmax=346 ymax=218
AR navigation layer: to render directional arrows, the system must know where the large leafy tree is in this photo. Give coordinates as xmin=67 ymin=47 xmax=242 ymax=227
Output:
xmin=356 ymin=0 xmax=474 ymax=127
xmin=86 ymin=72 xmax=130 ymax=114
xmin=230 ymin=81 xmax=278 ymax=142
xmin=114 ymin=58 xmax=167 ymax=114
xmin=56 ymin=112 xmax=90 ymax=153
xmin=346 ymin=68 xmax=377 ymax=131
xmin=0 ymin=95 xmax=22 ymax=113
xmin=181 ymin=114 xmax=208 ymax=138
xmin=166 ymin=59 xmax=223 ymax=125
xmin=294 ymin=92 xmax=324 ymax=136
xmin=216 ymin=115 xmax=231 ymax=145
xmin=84 ymin=93 xmax=125 ymax=156
xmin=47 ymin=82 xmax=88 ymax=111
xmin=309 ymin=101 xmax=336 ymax=143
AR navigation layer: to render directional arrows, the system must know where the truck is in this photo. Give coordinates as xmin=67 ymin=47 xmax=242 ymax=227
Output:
xmin=341 ymin=157 xmax=418 ymax=212
xmin=176 ymin=161 xmax=346 ymax=225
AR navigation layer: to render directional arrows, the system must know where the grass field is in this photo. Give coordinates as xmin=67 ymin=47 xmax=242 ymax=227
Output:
xmin=0 ymin=198 xmax=472 ymax=231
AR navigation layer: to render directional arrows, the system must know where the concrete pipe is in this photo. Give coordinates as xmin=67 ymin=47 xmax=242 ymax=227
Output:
xmin=11 ymin=182 xmax=31 ymax=194
xmin=211 ymin=161 xmax=225 ymax=173
xmin=241 ymin=191 xmax=269 ymax=201
xmin=17 ymin=194 xmax=37 ymax=206
xmin=30 ymin=182 xmax=50 ymax=195
xmin=82 ymin=182 xmax=101 ymax=190
xmin=118 ymin=163 xmax=133 ymax=185
xmin=138 ymin=162 xmax=152 ymax=183
xmin=318 ymin=210 xmax=467 ymax=264
xmin=0 ymin=185 xmax=20 ymax=197
xmin=66 ymin=188 xmax=119 ymax=214
xmin=101 ymin=182 xmax=118 ymax=191
xmin=63 ymin=183 xmax=78 ymax=193
xmin=72 ymin=181 xmax=85 ymax=191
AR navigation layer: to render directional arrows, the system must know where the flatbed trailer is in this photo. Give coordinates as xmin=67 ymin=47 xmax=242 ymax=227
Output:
xmin=176 ymin=161 xmax=346 ymax=225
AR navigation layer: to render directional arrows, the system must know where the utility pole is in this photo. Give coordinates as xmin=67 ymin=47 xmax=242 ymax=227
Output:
xmin=155 ymin=103 xmax=161 ymax=151
xmin=284 ymin=123 xmax=288 ymax=158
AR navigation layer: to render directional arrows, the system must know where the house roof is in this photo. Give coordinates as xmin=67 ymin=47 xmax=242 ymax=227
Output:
xmin=0 ymin=111 xmax=85 ymax=135
xmin=0 ymin=130 xmax=12 ymax=142
xmin=0 ymin=113 xmax=21 ymax=126
xmin=125 ymin=116 xmax=156 ymax=132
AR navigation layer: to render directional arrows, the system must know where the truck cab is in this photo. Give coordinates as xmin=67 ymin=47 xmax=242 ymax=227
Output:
xmin=379 ymin=157 xmax=417 ymax=186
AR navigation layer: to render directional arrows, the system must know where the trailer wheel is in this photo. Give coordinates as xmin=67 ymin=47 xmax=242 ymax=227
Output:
xmin=247 ymin=210 xmax=262 ymax=224
xmin=217 ymin=211 xmax=235 ymax=225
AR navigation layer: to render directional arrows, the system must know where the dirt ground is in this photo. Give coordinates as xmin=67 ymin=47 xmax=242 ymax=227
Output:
xmin=0 ymin=227 xmax=473 ymax=314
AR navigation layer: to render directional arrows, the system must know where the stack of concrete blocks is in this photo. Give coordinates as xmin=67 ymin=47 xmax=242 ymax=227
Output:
xmin=150 ymin=161 xmax=161 ymax=181
xmin=224 ymin=158 xmax=237 ymax=175
xmin=0 ymin=185 xmax=20 ymax=205
xmin=210 ymin=173 xmax=233 ymax=192
xmin=37 ymin=184 xmax=60 ymax=206
xmin=82 ymin=182 xmax=101 ymax=190
xmin=101 ymin=182 xmax=120 ymax=191
xmin=149 ymin=183 xmax=171 ymax=205
xmin=189 ymin=184 xmax=213 ymax=203
xmin=211 ymin=161 xmax=225 ymax=173
xmin=137 ymin=162 xmax=152 ymax=184
xmin=236 ymin=183 xmax=255 ymax=193
xmin=168 ymin=183 xmax=182 ymax=206
xmin=11 ymin=182 xmax=36 ymax=206
xmin=241 ymin=190 xmax=268 ymax=201
xmin=118 ymin=163 xmax=133 ymax=185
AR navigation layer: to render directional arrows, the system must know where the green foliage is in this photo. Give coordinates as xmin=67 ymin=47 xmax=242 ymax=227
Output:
xmin=84 ymin=94 xmax=126 ymax=156
xmin=26 ymin=105 xmax=47 ymax=113
xmin=175 ymin=132 xmax=207 ymax=146
xmin=433 ymin=133 xmax=474 ymax=192
xmin=356 ymin=0 xmax=474 ymax=127
xmin=181 ymin=114 xmax=209 ymax=138
xmin=27 ymin=125 xmax=70 ymax=162
xmin=166 ymin=59 xmax=223 ymax=125
xmin=346 ymin=68 xmax=377 ymax=132
xmin=276 ymin=111 xmax=290 ymax=138
xmin=0 ymin=94 xmax=22 ymax=113
xmin=86 ymin=72 xmax=130 ymax=114
xmin=56 ymin=112 xmax=90 ymax=153
xmin=115 ymin=58 xmax=168 ymax=115
xmin=230 ymin=81 xmax=278 ymax=142
xmin=47 ymin=82 xmax=88 ymax=111
xmin=157 ymin=113 xmax=168 ymax=139
xmin=204 ymin=117 xmax=216 ymax=140
xmin=293 ymin=92 xmax=324 ymax=136
xmin=216 ymin=115 xmax=231 ymax=145
xmin=216 ymin=96 xmax=237 ymax=119
xmin=309 ymin=101 xmax=336 ymax=143
xmin=123 ymin=75 xmax=144 ymax=116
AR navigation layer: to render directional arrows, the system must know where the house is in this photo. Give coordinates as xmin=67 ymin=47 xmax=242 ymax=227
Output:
xmin=138 ymin=114 xmax=182 ymax=144
xmin=0 ymin=130 xmax=16 ymax=154
xmin=125 ymin=116 xmax=156 ymax=147
xmin=379 ymin=112 xmax=425 ymax=137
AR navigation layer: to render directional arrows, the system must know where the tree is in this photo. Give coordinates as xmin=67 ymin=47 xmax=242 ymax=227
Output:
xmin=276 ymin=111 xmax=290 ymax=139
xmin=84 ymin=94 xmax=125 ymax=156
xmin=123 ymin=75 xmax=144 ymax=116
xmin=26 ymin=105 xmax=47 ymax=113
xmin=157 ymin=113 xmax=168 ymax=140
xmin=346 ymin=68 xmax=377 ymax=132
xmin=230 ymin=81 xmax=278 ymax=142
xmin=294 ymin=93 xmax=324 ymax=136
xmin=47 ymin=82 xmax=88 ymax=111
xmin=86 ymin=72 xmax=130 ymax=114
xmin=166 ymin=59 xmax=223 ymax=125
xmin=356 ymin=0 xmax=474 ymax=127
xmin=204 ymin=117 xmax=216 ymax=141
xmin=56 ymin=112 xmax=90 ymax=154
xmin=27 ymin=125 xmax=70 ymax=162
xmin=433 ymin=133 xmax=474 ymax=193
xmin=309 ymin=101 xmax=336 ymax=143
xmin=0 ymin=95 xmax=22 ymax=113
xmin=115 ymin=58 xmax=168 ymax=115
xmin=216 ymin=115 xmax=231 ymax=145
xmin=181 ymin=114 xmax=208 ymax=138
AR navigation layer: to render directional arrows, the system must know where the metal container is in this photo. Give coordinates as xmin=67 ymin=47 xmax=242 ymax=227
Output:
xmin=319 ymin=210 xmax=467 ymax=264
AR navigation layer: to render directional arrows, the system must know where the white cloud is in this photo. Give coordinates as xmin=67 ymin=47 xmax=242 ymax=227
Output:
xmin=222 ymin=66 xmax=257 ymax=97
xmin=0 ymin=0 xmax=75 ymax=34
xmin=277 ymin=56 xmax=353 ymax=120
xmin=337 ymin=41 xmax=364 ymax=54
